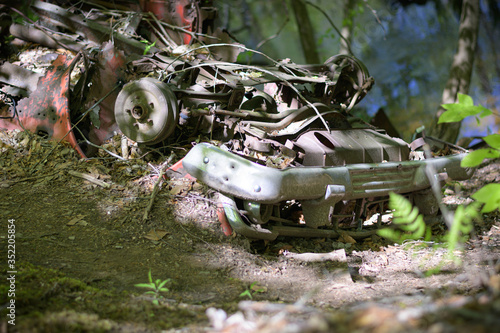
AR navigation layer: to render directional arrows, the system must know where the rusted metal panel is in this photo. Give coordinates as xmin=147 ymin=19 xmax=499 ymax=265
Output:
xmin=182 ymin=142 xmax=473 ymax=238
xmin=0 ymin=55 xmax=85 ymax=157
xmin=31 ymin=1 xmax=156 ymax=55
xmin=0 ymin=62 xmax=42 ymax=95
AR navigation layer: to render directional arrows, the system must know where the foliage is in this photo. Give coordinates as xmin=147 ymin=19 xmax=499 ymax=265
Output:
xmin=141 ymin=40 xmax=156 ymax=55
xmin=379 ymin=94 xmax=498 ymax=271
xmin=438 ymin=93 xmax=500 ymax=213
xmin=471 ymin=184 xmax=500 ymax=213
xmin=89 ymin=105 xmax=101 ymax=129
xmin=239 ymin=281 xmax=266 ymax=300
xmin=438 ymin=93 xmax=492 ymax=124
xmin=377 ymin=192 xmax=430 ymax=242
xmin=378 ymin=193 xmax=479 ymax=268
xmin=443 ymin=202 xmax=480 ymax=263
xmin=135 ymin=269 xmax=170 ymax=305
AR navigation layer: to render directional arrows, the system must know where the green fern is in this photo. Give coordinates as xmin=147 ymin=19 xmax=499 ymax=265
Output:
xmin=444 ymin=203 xmax=480 ymax=263
xmin=377 ymin=192 xmax=430 ymax=242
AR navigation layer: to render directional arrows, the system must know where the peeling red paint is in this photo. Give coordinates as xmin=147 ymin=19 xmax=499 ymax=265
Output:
xmin=0 ymin=55 xmax=86 ymax=158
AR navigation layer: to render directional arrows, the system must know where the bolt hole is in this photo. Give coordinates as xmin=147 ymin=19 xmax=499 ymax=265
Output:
xmin=37 ymin=130 xmax=49 ymax=138
xmin=149 ymin=103 xmax=154 ymax=109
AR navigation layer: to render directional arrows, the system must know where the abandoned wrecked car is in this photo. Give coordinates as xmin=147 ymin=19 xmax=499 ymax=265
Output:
xmin=111 ymin=54 xmax=473 ymax=240
xmin=0 ymin=1 xmax=473 ymax=240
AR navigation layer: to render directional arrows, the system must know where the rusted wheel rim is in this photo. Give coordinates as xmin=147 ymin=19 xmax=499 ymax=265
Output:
xmin=114 ymin=78 xmax=178 ymax=144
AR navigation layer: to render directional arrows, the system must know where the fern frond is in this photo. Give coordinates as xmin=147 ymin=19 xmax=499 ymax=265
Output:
xmin=445 ymin=202 xmax=480 ymax=262
xmin=377 ymin=192 xmax=429 ymax=242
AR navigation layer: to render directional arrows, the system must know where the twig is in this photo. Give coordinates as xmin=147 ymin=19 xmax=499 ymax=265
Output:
xmin=164 ymin=43 xmax=296 ymax=77
xmin=255 ymin=1 xmax=289 ymax=50
xmin=73 ymin=125 xmax=126 ymax=160
xmin=362 ymin=0 xmax=387 ymax=37
xmin=143 ymin=15 xmax=217 ymax=42
xmin=283 ymin=249 xmax=347 ymax=263
xmin=145 ymin=13 xmax=178 ymax=49
xmin=67 ymin=170 xmax=111 ymax=188
xmin=143 ymin=153 xmax=175 ymax=222
xmin=304 ymin=0 xmax=355 ymax=56
xmin=175 ymin=218 xmax=214 ymax=250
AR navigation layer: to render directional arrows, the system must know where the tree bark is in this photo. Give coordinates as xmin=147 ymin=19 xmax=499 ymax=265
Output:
xmin=428 ymin=0 xmax=479 ymax=143
xmin=290 ymin=0 xmax=320 ymax=64
xmin=340 ymin=0 xmax=356 ymax=55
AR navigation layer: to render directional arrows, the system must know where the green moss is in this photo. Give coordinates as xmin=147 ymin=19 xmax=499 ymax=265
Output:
xmin=1 ymin=262 xmax=205 ymax=332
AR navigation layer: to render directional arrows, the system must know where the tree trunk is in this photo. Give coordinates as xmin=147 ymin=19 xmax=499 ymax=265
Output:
xmin=290 ymin=0 xmax=320 ymax=64
xmin=340 ymin=0 xmax=356 ymax=55
xmin=428 ymin=0 xmax=479 ymax=143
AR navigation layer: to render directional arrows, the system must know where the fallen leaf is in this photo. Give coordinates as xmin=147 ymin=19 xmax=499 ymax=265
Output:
xmin=169 ymin=185 xmax=186 ymax=195
xmin=339 ymin=232 xmax=356 ymax=244
xmin=144 ymin=229 xmax=169 ymax=241
xmin=67 ymin=215 xmax=86 ymax=226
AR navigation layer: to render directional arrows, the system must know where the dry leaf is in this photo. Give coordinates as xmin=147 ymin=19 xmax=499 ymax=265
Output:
xmin=67 ymin=215 xmax=85 ymax=226
xmin=339 ymin=232 xmax=356 ymax=244
xmin=144 ymin=229 xmax=169 ymax=241
xmin=169 ymin=185 xmax=185 ymax=196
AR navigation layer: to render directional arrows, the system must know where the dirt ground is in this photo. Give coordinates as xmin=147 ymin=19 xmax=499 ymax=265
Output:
xmin=0 ymin=129 xmax=499 ymax=333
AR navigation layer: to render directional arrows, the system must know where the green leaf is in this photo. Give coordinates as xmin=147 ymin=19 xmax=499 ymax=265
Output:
xmin=472 ymin=183 xmax=500 ymax=213
xmin=377 ymin=193 xmax=428 ymax=242
xmin=89 ymin=105 xmax=101 ymax=129
xmin=461 ymin=148 xmax=500 ymax=167
xmin=478 ymin=107 xmax=493 ymax=118
xmin=457 ymin=93 xmax=473 ymax=106
xmin=399 ymin=209 xmax=420 ymax=231
xmin=143 ymin=40 xmax=156 ymax=55
xmin=438 ymin=93 xmax=491 ymax=123
xmin=148 ymin=269 xmax=153 ymax=284
xmin=438 ymin=104 xmax=489 ymax=123
xmin=239 ymin=290 xmax=252 ymax=299
xmin=157 ymin=279 xmax=170 ymax=290
xmin=377 ymin=228 xmax=401 ymax=241
xmin=135 ymin=283 xmax=154 ymax=289
xmin=484 ymin=134 xmax=500 ymax=149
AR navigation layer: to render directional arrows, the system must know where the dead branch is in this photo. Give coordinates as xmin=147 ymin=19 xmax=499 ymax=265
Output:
xmin=144 ymin=13 xmax=178 ymax=49
xmin=143 ymin=153 xmax=175 ymax=222
xmin=67 ymin=170 xmax=111 ymax=188
xmin=283 ymin=249 xmax=347 ymax=262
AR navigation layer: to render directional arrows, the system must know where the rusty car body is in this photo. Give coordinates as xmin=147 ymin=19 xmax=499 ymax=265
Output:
xmin=111 ymin=53 xmax=473 ymax=239
xmin=0 ymin=1 xmax=474 ymax=240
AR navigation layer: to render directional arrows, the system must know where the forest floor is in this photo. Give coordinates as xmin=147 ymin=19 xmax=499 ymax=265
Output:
xmin=0 ymin=129 xmax=499 ymax=333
